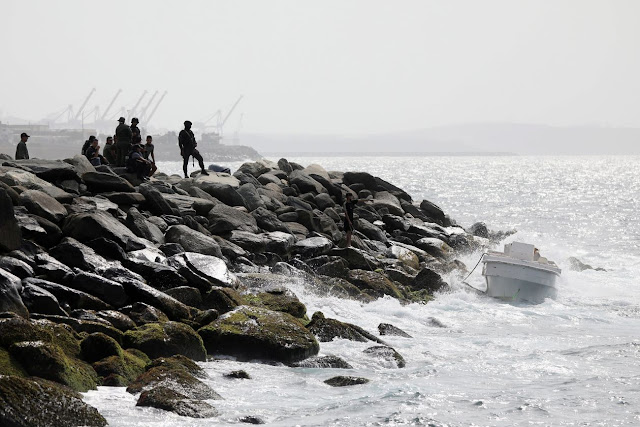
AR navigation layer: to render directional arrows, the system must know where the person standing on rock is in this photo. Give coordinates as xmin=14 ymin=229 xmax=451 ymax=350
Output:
xmin=115 ymin=117 xmax=132 ymax=167
xmin=15 ymin=132 xmax=30 ymax=160
xmin=130 ymin=117 xmax=141 ymax=140
xmin=178 ymin=120 xmax=208 ymax=178
xmin=343 ymin=193 xmax=371 ymax=247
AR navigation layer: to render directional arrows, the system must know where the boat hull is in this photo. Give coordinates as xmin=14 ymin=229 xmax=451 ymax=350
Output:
xmin=483 ymin=259 xmax=559 ymax=302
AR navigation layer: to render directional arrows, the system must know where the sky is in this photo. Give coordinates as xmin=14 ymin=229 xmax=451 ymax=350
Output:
xmin=1 ymin=0 xmax=639 ymax=135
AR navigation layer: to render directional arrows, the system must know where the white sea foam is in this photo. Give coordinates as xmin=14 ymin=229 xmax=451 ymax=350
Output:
xmin=84 ymin=155 xmax=640 ymax=426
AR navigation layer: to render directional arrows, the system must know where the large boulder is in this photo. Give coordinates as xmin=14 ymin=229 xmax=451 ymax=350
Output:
xmin=0 ymin=167 xmax=73 ymax=202
xmin=330 ymin=247 xmax=380 ymax=270
xmin=294 ymin=236 xmax=333 ymax=257
xmin=162 ymin=194 xmax=216 ymax=216
xmin=207 ymin=204 xmax=259 ymax=234
xmin=251 ymin=207 xmax=290 ymax=233
xmin=419 ymin=199 xmax=446 ymax=224
xmin=198 ymin=305 xmax=319 ymax=363
xmin=289 ymin=170 xmax=324 ymax=194
xmin=0 ymin=188 xmax=22 ymax=252
xmin=62 ymin=211 xmax=146 ymax=251
xmin=0 ymin=376 xmax=107 ymax=427
xmin=19 ymin=189 xmax=68 ymax=223
xmin=199 ymin=183 xmax=245 ymax=206
xmin=20 ymin=283 xmax=68 ymax=316
xmin=123 ymin=321 xmax=207 ymax=361
xmin=415 ymin=237 xmax=453 ymax=259
xmin=237 ymin=183 xmax=265 ymax=211
xmin=5 ymin=159 xmax=79 ymax=182
xmin=370 ymin=191 xmax=404 ymax=216
xmin=50 ymin=237 xmax=113 ymax=273
xmin=343 ymin=171 xmax=378 ymax=191
xmin=136 ymin=386 xmax=219 ymax=418
xmin=24 ymin=278 xmax=110 ymax=311
xmin=347 ymin=270 xmax=404 ymax=299
xmin=165 ymin=225 xmax=223 ymax=258
xmin=410 ymin=267 xmax=448 ymax=294
xmin=139 ymin=185 xmax=179 ymax=216
xmin=115 ymin=277 xmax=192 ymax=321
xmin=180 ymin=252 xmax=238 ymax=288
xmin=71 ymin=272 xmax=129 ymax=308
xmin=306 ymin=312 xmax=387 ymax=344
xmin=227 ymin=230 xmax=266 ymax=254
xmin=83 ymin=171 xmax=135 ymax=193
xmin=123 ymin=258 xmax=187 ymax=291
xmin=126 ymin=207 xmax=165 ymax=244
xmin=0 ymin=268 xmax=28 ymax=317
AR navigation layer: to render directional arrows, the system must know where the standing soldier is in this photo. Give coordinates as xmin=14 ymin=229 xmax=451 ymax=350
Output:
xmin=15 ymin=132 xmax=30 ymax=160
xmin=178 ymin=120 xmax=208 ymax=178
xmin=115 ymin=117 xmax=132 ymax=167
xmin=130 ymin=118 xmax=141 ymax=140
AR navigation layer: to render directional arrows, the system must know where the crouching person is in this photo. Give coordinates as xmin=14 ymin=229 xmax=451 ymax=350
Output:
xmin=126 ymin=144 xmax=151 ymax=180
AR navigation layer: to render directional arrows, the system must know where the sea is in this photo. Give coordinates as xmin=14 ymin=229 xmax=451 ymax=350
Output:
xmin=83 ymin=155 xmax=640 ymax=426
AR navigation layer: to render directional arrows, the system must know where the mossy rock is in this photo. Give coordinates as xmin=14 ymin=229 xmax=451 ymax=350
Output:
xmin=201 ymin=286 xmax=243 ymax=314
xmin=146 ymin=354 xmax=206 ymax=378
xmin=93 ymin=349 xmax=148 ymax=386
xmin=306 ymin=312 xmax=387 ymax=345
xmin=123 ymin=321 xmax=207 ymax=361
xmin=81 ymin=332 xmax=123 ymax=363
xmin=347 ymin=269 xmax=405 ymax=300
xmin=0 ymin=346 xmax=27 ymax=377
xmin=136 ymin=385 xmax=219 ymax=418
xmin=198 ymin=305 xmax=319 ymax=363
xmin=0 ymin=376 xmax=107 ymax=427
xmin=8 ymin=340 xmax=98 ymax=392
xmin=0 ymin=317 xmax=82 ymax=358
xmin=242 ymin=289 xmax=307 ymax=319
xmin=127 ymin=366 xmax=221 ymax=400
xmin=324 ymin=376 xmax=369 ymax=387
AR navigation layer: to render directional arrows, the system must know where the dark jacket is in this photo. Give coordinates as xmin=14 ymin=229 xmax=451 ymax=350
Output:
xmin=116 ymin=123 xmax=132 ymax=144
xmin=178 ymin=129 xmax=197 ymax=152
xmin=15 ymin=141 xmax=29 ymax=160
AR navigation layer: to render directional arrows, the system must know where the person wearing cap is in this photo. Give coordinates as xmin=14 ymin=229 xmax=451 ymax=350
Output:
xmin=15 ymin=132 xmax=30 ymax=160
xmin=85 ymin=137 xmax=108 ymax=166
xmin=115 ymin=117 xmax=132 ymax=167
xmin=130 ymin=118 xmax=141 ymax=139
xmin=104 ymin=135 xmax=117 ymax=165
xmin=178 ymin=120 xmax=208 ymax=178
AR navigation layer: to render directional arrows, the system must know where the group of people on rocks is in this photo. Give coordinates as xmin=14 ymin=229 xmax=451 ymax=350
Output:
xmin=14 ymin=119 xmax=219 ymax=180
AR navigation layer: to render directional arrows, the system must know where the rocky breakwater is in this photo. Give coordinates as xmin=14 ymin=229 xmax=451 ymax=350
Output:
xmin=0 ymin=154 xmax=496 ymax=424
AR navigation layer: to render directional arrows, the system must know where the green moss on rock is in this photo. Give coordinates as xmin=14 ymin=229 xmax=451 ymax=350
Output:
xmin=146 ymin=355 xmax=206 ymax=378
xmin=81 ymin=332 xmax=123 ymax=363
xmin=0 ymin=346 xmax=27 ymax=377
xmin=198 ymin=305 xmax=319 ymax=363
xmin=93 ymin=349 xmax=148 ymax=386
xmin=127 ymin=366 xmax=221 ymax=400
xmin=123 ymin=321 xmax=207 ymax=361
xmin=242 ymin=290 xmax=307 ymax=319
xmin=0 ymin=376 xmax=107 ymax=427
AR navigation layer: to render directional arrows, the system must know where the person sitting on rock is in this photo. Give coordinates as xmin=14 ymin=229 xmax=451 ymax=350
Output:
xmin=143 ymin=135 xmax=158 ymax=177
xmin=85 ymin=137 xmax=108 ymax=166
xmin=343 ymin=192 xmax=372 ymax=247
xmin=126 ymin=144 xmax=151 ymax=180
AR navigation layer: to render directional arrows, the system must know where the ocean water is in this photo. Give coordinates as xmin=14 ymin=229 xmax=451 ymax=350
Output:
xmin=84 ymin=155 xmax=640 ymax=426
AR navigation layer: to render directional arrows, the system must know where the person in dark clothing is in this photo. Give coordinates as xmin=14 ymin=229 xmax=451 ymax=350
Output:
xmin=178 ymin=120 xmax=208 ymax=179
xmin=126 ymin=144 xmax=151 ymax=180
xmin=81 ymin=135 xmax=97 ymax=156
xmin=15 ymin=132 xmax=30 ymax=160
xmin=115 ymin=117 xmax=132 ymax=167
xmin=104 ymin=136 xmax=117 ymax=165
xmin=85 ymin=138 xmax=108 ymax=166
xmin=143 ymin=135 xmax=158 ymax=176
xmin=130 ymin=118 xmax=141 ymax=140
xmin=343 ymin=192 xmax=371 ymax=247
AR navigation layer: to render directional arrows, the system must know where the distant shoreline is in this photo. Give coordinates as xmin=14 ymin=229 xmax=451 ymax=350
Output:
xmin=263 ymin=151 xmax=517 ymax=157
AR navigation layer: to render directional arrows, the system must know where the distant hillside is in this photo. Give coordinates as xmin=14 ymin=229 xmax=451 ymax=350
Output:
xmin=241 ymin=124 xmax=640 ymax=155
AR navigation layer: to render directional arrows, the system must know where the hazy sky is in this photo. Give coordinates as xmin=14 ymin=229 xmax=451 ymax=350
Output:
xmin=1 ymin=0 xmax=639 ymax=134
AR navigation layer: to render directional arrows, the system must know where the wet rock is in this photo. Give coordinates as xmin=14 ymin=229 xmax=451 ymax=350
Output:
xmin=127 ymin=365 xmax=220 ymax=399
xmin=347 ymin=269 xmax=404 ymax=299
xmin=126 ymin=207 xmax=165 ymax=244
xmin=121 ymin=302 xmax=169 ymax=325
xmin=139 ymin=185 xmax=179 ymax=216
xmin=93 ymin=348 xmax=148 ymax=386
xmin=324 ymin=376 xmax=369 ymax=387
xmin=294 ymin=236 xmax=333 ymax=257
xmin=0 ymin=256 xmax=34 ymax=279
xmin=0 ymin=376 xmax=107 ymax=427
xmin=208 ymin=203 xmax=259 ymax=234
xmin=20 ymin=283 xmax=67 ymax=316
xmin=180 ymin=252 xmax=238 ymax=288
xmin=419 ymin=199 xmax=446 ymax=224
xmin=165 ymin=286 xmax=203 ymax=307
xmin=277 ymin=158 xmax=293 ymax=174
xmin=24 ymin=278 xmax=109 ymax=311
xmin=568 ymin=256 xmax=606 ymax=272
xmin=95 ymin=310 xmax=137 ymax=331
xmin=19 ymin=189 xmax=68 ymax=223
xmin=378 ymin=323 xmax=412 ymax=338
xmin=81 ymin=332 xmax=123 ymax=362
xmin=123 ymin=321 xmax=207 ymax=361
xmin=467 ymin=221 xmax=489 ymax=238
xmin=330 ymin=247 xmax=380 ymax=270
xmin=198 ymin=305 xmax=319 ymax=363
xmin=165 ymin=225 xmax=223 ymax=258
xmin=356 ymin=218 xmax=388 ymax=243
xmin=123 ymin=258 xmax=187 ymax=291
xmin=71 ymin=272 xmax=129 ymax=308
xmin=0 ymin=268 xmax=28 ymax=318
xmin=363 ymin=345 xmax=406 ymax=368
xmin=201 ymin=287 xmax=243 ymax=314
xmin=291 ymin=355 xmax=353 ymax=369
xmin=116 ymin=278 xmax=191 ymax=321
xmin=307 ymin=312 xmax=387 ymax=344
xmin=224 ymin=369 xmax=251 ymax=379
xmin=136 ymin=386 xmax=219 ymax=418
xmin=237 ymin=183 xmax=265 ymax=211
xmin=0 ymin=188 xmax=22 ymax=252
xmin=383 ymin=267 xmax=416 ymax=288
xmin=228 ymin=230 xmax=267 ymax=253
xmin=212 ymin=235 xmax=248 ymax=259
xmin=387 ymin=245 xmax=420 ymax=270
xmin=263 ymin=231 xmax=295 ymax=255
xmin=243 ymin=288 xmax=307 ymax=319
xmin=415 ymin=237 xmax=453 ymax=259
xmin=62 ymin=211 xmax=146 ymax=251
xmin=85 ymin=237 xmax=128 ymax=262
xmin=410 ymin=267 xmax=448 ymax=294
xmin=103 ymin=191 xmax=147 ymax=205
xmin=83 ymin=171 xmax=135 ymax=193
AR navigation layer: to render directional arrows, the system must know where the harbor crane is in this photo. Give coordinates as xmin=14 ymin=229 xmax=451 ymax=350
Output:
xmin=199 ymin=95 xmax=244 ymax=142
xmin=145 ymin=91 xmax=167 ymax=125
xmin=138 ymin=91 xmax=158 ymax=123
xmin=129 ymin=91 xmax=148 ymax=118
xmin=100 ymin=89 xmax=122 ymax=120
xmin=73 ymin=88 xmax=96 ymax=120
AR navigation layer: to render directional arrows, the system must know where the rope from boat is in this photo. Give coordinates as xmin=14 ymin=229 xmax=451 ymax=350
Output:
xmin=461 ymin=252 xmax=486 ymax=293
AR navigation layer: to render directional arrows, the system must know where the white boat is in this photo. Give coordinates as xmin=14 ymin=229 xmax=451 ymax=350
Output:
xmin=481 ymin=242 xmax=561 ymax=302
